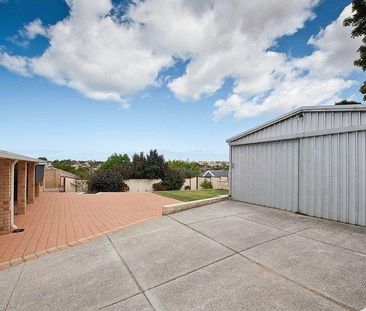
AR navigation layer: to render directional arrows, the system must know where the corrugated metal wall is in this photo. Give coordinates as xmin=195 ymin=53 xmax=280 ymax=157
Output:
xmin=235 ymin=110 xmax=366 ymax=144
xmin=231 ymin=140 xmax=299 ymax=212
xmin=230 ymin=109 xmax=366 ymax=226
xmin=299 ymin=131 xmax=366 ymax=225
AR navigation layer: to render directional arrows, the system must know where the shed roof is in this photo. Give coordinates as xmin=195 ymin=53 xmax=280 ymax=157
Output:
xmin=46 ymin=167 xmax=79 ymax=179
xmin=0 ymin=150 xmax=46 ymax=163
xmin=227 ymin=104 xmax=366 ymax=143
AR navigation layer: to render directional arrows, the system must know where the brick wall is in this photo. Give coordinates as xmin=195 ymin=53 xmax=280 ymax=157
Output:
xmin=45 ymin=167 xmax=61 ymax=189
xmin=181 ymin=177 xmax=229 ymax=190
xmin=0 ymin=159 xmax=12 ymax=234
xmin=27 ymin=163 xmax=35 ymax=204
xmin=17 ymin=161 xmax=27 ymax=214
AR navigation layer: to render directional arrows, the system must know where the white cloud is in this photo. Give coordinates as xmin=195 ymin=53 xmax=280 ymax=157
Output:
xmin=213 ymin=5 xmax=362 ymax=119
xmin=1 ymin=0 xmax=173 ymax=104
xmin=8 ymin=18 xmax=48 ymax=47
xmin=164 ymin=0 xmax=319 ymax=101
xmin=0 ymin=1 xmax=361 ymax=116
xmin=23 ymin=19 xmax=48 ymax=40
xmin=293 ymin=6 xmax=361 ymax=78
xmin=0 ymin=52 xmax=31 ymax=76
xmin=214 ymin=78 xmax=353 ymax=120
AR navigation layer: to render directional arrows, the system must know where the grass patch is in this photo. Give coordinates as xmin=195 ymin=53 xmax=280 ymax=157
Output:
xmin=155 ymin=189 xmax=228 ymax=202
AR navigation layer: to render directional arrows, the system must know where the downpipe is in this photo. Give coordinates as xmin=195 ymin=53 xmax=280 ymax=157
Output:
xmin=10 ymin=160 xmax=18 ymax=230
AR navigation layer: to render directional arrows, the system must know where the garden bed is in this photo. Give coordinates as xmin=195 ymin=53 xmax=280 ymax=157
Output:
xmin=155 ymin=189 xmax=228 ymax=202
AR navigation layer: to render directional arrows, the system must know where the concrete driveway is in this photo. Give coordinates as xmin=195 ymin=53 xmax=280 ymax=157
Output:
xmin=1 ymin=200 xmax=365 ymax=311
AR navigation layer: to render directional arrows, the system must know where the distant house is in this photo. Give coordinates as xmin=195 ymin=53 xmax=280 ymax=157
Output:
xmin=202 ymin=170 xmax=228 ymax=178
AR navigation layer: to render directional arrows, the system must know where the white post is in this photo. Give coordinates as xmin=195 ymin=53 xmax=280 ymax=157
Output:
xmin=10 ymin=160 xmax=18 ymax=230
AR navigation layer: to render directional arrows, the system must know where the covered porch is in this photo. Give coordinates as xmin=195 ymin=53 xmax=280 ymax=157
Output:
xmin=0 ymin=150 xmax=45 ymax=236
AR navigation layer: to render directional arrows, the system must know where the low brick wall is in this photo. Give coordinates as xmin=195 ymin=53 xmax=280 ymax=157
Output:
xmin=162 ymin=195 xmax=229 ymax=215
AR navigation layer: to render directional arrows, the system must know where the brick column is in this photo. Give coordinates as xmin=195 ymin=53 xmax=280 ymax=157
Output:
xmin=0 ymin=159 xmax=12 ymax=234
xmin=17 ymin=161 xmax=27 ymax=214
xmin=27 ymin=162 xmax=35 ymax=204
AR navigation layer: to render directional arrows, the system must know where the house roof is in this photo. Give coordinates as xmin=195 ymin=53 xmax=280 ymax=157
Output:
xmin=0 ymin=150 xmax=46 ymax=163
xmin=202 ymin=170 xmax=228 ymax=177
xmin=226 ymin=104 xmax=366 ymax=143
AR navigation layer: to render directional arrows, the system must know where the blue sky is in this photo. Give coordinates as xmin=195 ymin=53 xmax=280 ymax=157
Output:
xmin=0 ymin=0 xmax=362 ymax=161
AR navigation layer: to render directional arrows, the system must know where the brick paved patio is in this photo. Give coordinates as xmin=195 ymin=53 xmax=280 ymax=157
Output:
xmin=0 ymin=192 xmax=178 ymax=268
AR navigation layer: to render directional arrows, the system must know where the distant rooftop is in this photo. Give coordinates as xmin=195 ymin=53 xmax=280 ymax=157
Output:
xmin=202 ymin=169 xmax=228 ymax=178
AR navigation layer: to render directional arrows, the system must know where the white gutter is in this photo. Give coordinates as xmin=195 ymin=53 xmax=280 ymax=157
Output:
xmin=10 ymin=160 xmax=18 ymax=230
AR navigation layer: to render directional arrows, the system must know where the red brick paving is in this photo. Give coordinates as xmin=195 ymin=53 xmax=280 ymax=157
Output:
xmin=0 ymin=192 xmax=179 ymax=268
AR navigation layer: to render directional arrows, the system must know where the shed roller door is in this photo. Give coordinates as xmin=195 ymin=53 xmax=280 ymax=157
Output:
xmin=231 ymin=140 xmax=299 ymax=212
xmin=299 ymin=131 xmax=366 ymax=225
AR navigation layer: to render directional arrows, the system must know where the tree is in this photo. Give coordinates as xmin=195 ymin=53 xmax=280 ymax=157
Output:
xmin=100 ymin=153 xmax=130 ymax=171
xmin=52 ymin=159 xmax=77 ymax=175
xmin=70 ymin=179 xmax=86 ymax=192
xmin=344 ymin=0 xmax=366 ymax=100
xmin=51 ymin=159 xmax=92 ymax=179
xmin=168 ymin=160 xmax=200 ymax=178
xmin=131 ymin=152 xmax=147 ymax=178
xmin=87 ymin=150 xmax=185 ymax=192
xmin=74 ymin=166 xmax=92 ymax=180
xmin=145 ymin=149 xmax=166 ymax=179
xmin=335 ymin=100 xmax=362 ymax=105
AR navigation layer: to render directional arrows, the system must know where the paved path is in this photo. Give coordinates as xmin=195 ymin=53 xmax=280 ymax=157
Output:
xmin=0 ymin=192 xmax=178 ymax=268
xmin=1 ymin=200 xmax=365 ymax=310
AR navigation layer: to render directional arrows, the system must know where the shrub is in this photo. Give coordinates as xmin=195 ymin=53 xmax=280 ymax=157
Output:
xmin=161 ymin=167 xmax=185 ymax=190
xmin=152 ymin=182 xmax=167 ymax=191
xmin=200 ymin=179 xmax=213 ymax=190
xmin=184 ymin=185 xmax=191 ymax=190
xmin=88 ymin=166 xmax=127 ymax=192
xmin=121 ymin=183 xmax=130 ymax=192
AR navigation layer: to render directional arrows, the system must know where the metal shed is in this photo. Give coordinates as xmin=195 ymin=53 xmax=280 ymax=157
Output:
xmin=227 ymin=105 xmax=366 ymax=226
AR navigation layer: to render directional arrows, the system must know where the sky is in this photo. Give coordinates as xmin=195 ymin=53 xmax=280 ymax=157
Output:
xmin=0 ymin=0 xmax=364 ymax=161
